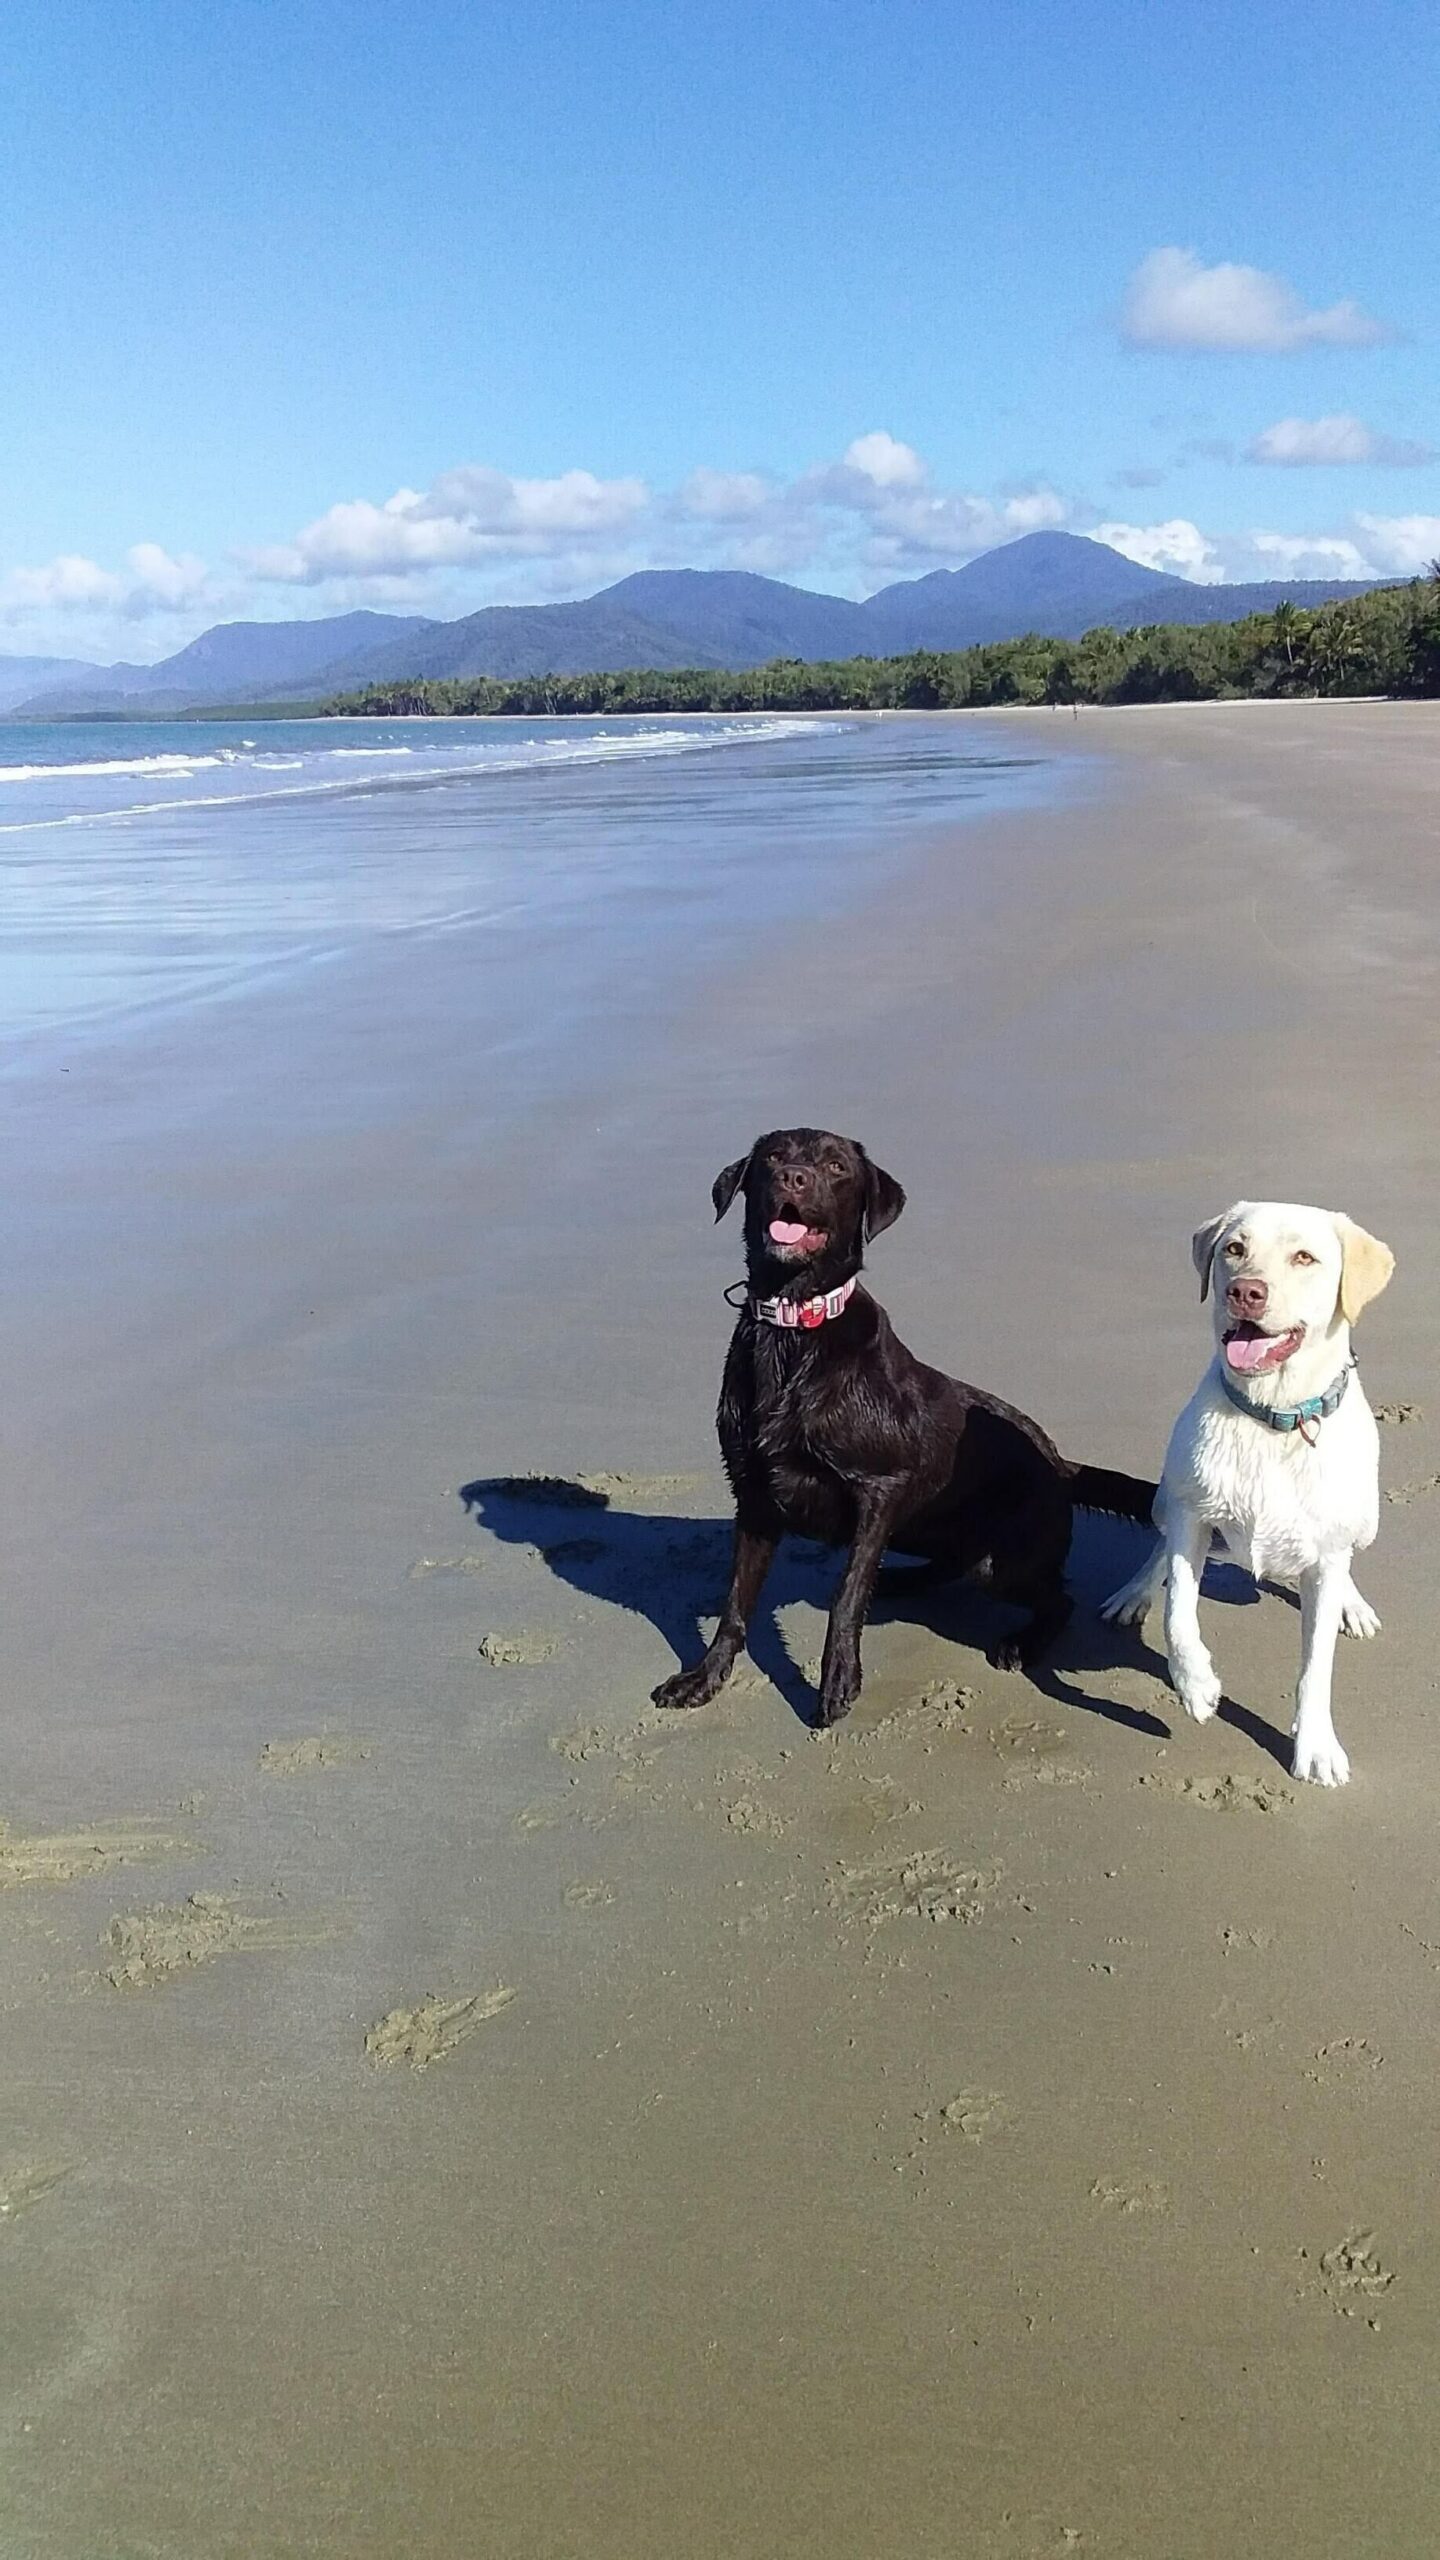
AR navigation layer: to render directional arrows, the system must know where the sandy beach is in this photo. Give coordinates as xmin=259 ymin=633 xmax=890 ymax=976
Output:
xmin=4 ymin=700 xmax=1440 ymax=2558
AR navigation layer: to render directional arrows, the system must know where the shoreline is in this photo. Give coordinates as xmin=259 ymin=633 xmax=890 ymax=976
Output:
xmin=4 ymin=702 xmax=1440 ymax=2558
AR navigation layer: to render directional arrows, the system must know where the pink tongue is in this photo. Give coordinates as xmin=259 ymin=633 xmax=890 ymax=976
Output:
xmin=1226 ymin=1331 xmax=1290 ymax=1374
xmin=769 ymin=1220 xmax=810 ymax=1245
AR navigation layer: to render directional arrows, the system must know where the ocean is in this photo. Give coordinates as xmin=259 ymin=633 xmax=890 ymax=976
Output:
xmin=0 ymin=712 xmax=1054 ymax=1066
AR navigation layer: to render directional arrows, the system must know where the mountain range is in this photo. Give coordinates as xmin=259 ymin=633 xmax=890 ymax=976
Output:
xmin=1 ymin=533 xmax=1396 ymax=716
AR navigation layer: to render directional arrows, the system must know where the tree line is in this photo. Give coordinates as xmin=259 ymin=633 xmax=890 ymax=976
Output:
xmin=324 ymin=572 xmax=1440 ymax=720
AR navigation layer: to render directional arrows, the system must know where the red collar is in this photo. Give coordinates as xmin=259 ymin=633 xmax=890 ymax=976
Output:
xmin=751 ymin=1274 xmax=858 ymax=1330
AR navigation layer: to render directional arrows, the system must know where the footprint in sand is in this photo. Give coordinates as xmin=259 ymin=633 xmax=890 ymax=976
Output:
xmin=259 ymin=1736 xmax=372 ymax=1774
xmin=364 ymin=1986 xmax=515 ymax=2070
xmin=549 ymin=1720 xmax=656 ymax=1765
xmin=929 ymin=2090 xmax=1013 ymax=2144
xmin=1140 ymin=1770 xmax=1292 ymax=1812
xmin=408 ymin=1553 xmax=489 ymax=1579
xmin=898 ymin=2089 xmax=1013 ymax=2172
xmin=1004 ymin=1760 xmax=1095 ymax=1792
xmin=1384 ymin=1473 xmax=1440 ymax=1505
xmin=849 ymin=1679 xmax=978 ymax=1749
xmin=478 ymin=1631 xmax=558 ymax=1665
xmin=1090 ymin=2176 xmax=1170 ymax=2216
xmin=104 ymin=1894 xmax=329 ymax=1990
xmin=1306 ymin=2037 xmax=1384 ymax=2089
xmin=0 ymin=1816 xmax=189 ymax=1890
xmin=830 ymin=1850 xmax=1004 ymax=1930
xmin=0 ymin=2160 xmax=76 ymax=2224
xmin=723 ymin=1794 xmax=790 ymax=1838
xmin=563 ymin=1879 xmax=614 ymax=1909
xmin=990 ymin=1714 xmax=1071 ymax=1760
xmin=575 ymin=1470 xmax=703 ymax=1503
xmin=1375 ymin=1403 xmax=1422 ymax=1425
xmin=514 ymin=1799 xmax=568 ymax=1832
xmin=1302 ymin=2230 xmax=1396 ymax=2320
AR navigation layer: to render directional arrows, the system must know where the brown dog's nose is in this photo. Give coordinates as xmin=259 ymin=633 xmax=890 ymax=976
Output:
xmin=777 ymin=1166 xmax=814 ymax=1197
xmin=1226 ymin=1274 xmax=1269 ymax=1320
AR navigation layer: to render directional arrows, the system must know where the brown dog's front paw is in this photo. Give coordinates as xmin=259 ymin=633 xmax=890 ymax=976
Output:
xmin=652 ymin=1657 xmax=729 ymax=1712
xmin=989 ymin=1635 xmax=1025 ymax=1673
xmin=813 ymin=1658 xmax=861 ymax=1727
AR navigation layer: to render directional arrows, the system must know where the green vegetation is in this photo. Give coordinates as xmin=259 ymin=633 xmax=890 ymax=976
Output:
xmin=322 ymin=573 xmax=1440 ymax=719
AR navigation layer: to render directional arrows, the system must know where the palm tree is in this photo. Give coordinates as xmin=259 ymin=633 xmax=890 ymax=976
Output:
xmin=1312 ymin=606 xmax=1363 ymax=692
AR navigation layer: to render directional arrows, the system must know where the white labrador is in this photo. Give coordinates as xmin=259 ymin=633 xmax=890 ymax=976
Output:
xmin=1102 ymin=1202 xmax=1394 ymax=1787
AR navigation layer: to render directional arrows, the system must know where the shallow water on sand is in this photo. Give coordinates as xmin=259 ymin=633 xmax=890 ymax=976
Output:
xmin=0 ymin=712 xmax=1053 ymax=1057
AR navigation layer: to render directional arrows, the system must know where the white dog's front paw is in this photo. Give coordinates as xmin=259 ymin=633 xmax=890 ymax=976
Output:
xmin=1292 ymin=1729 xmax=1351 ymax=1787
xmin=1341 ymin=1587 xmax=1381 ymax=1640
xmin=1174 ymin=1662 xmax=1222 ymax=1724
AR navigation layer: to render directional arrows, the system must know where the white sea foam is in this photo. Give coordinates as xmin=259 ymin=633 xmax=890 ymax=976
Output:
xmin=0 ymin=751 xmax=230 ymax=783
xmin=0 ymin=718 xmax=840 ymax=835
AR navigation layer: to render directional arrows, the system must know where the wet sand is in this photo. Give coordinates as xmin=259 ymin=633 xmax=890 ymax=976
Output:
xmin=4 ymin=702 xmax=1440 ymax=2557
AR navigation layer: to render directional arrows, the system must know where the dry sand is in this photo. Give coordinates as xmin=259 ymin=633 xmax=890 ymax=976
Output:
xmin=3 ymin=702 xmax=1440 ymax=2556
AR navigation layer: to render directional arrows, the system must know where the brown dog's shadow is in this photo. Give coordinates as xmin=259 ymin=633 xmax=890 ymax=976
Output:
xmin=458 ymin=1476 xmax=831 ymax=1720
xmin=459 ymin=1478 xmax=1293 ymax=1762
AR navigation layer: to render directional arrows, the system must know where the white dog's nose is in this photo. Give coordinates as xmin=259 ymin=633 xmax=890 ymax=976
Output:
xmin=1225 ymin=1274 xmax=1268 ymax=1321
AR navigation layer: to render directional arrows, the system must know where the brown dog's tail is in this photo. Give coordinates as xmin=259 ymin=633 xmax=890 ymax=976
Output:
xmin=1066 ymin=1463 xmax=1157 ymax=1525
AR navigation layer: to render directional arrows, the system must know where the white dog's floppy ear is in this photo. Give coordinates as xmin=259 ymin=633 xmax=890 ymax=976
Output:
xmin=1334 ymin=1215 xmax=1394 ymax=1325
xmin=711 ymin=1147 xmax=756 ymax=1222
xmin=1192 ymin=1204 xmax=1244 ymax=1302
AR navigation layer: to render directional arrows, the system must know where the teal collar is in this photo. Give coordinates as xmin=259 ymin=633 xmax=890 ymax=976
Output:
xmin=1218 ymin=1357 xmax=1353 ymax=1437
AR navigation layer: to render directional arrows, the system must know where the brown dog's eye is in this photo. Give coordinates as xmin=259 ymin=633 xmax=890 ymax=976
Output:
xmin=826 ymin=1160 xmax=845 ymax=1176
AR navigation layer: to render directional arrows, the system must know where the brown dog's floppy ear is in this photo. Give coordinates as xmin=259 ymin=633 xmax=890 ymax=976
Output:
xmin=1192 ymin=1204 xmax=1243 ymax=1301
xmin=712 ymin=1149 xmax=755 ymax=1222
xmin=1334 ymin=1215 xmax=1394 ymax=1325
xmin=862 ymin=1153 xmax=906 ymax=1241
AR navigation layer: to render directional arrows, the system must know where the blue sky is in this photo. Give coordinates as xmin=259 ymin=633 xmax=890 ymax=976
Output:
xmin=3 ymin=0 xmax=1436 ymax=660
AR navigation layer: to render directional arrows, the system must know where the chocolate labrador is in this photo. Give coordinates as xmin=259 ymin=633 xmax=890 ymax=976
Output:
xmin=652 ymin=1127 xmax=1155 ymax=1727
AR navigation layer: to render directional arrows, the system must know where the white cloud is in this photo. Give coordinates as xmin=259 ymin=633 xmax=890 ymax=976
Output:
xmin=1249 ymin=531 xmax=1374 ymax=577
xmin=1351 ymin=513 xmax=1440 ymax=574
xmin=802 ymin=437 xmax=1072 ymax=569
xmin=20 ymin=428 xmax=1430 ymax=667
xmin=839 ymin=431 xmax=927 ymax=491
xmin=1001 ymin=487 xmax=1068 ymax=534
xmin=673 ymin=467 xmax=774 ymax=522
xmin=1247 ymin=413 xmax=1435 ymax=466
xmin=246 ymin=466 xmax=650 ymax=584
xmin=1 ymin=542 xmax=210 ymax=621
xmin=1121 ymin=247 xmax=1391 ymax=353
xmin=243 ymin=435 xmax=1082 ymax=606
xmin=1087 ymin=518 xmax=1225 ymax=582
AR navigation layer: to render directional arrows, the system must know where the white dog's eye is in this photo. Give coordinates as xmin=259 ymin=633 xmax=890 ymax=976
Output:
xmin=1291 ymin=1249 xmax=1317 ymax=1267
xmin=1224 ymin=1239 xmax=1245 ymax=1258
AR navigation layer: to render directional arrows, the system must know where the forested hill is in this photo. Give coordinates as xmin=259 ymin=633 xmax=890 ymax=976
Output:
xmin=324 ymin=574 xmax=1440 ymax=717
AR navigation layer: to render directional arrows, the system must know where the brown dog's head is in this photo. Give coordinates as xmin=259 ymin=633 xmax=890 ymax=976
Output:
xmin=711 ymin=1128 xmax=905 ymax=1296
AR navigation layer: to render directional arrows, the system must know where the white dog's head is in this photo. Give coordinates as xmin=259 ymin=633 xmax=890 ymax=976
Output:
xmin=1191 ymin=1200 xmax=1393 ymax=1388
